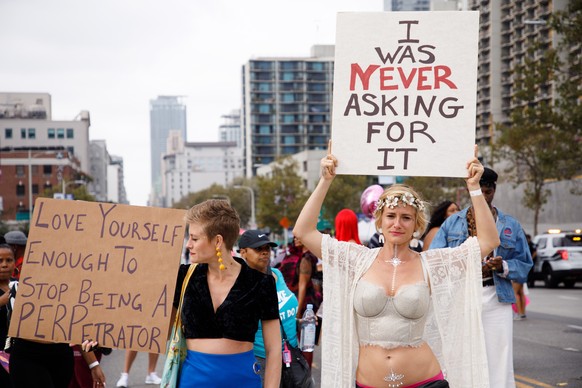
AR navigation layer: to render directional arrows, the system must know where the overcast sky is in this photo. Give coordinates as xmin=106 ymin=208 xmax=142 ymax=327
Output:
xmin=0 ymin=0 xmax=382 ymax=206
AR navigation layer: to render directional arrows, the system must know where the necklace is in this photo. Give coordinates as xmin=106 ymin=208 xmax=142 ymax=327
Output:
xmin=383 ymin=245 xmax=403 ymax=295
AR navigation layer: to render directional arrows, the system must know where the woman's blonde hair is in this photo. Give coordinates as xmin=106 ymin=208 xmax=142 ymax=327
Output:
xmin=373 ymin=184 xmax=429 ymax=236
xmin=185 ymin=199 xmax=240 ymax=250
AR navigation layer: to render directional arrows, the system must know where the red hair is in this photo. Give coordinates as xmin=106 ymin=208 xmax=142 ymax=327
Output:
xmin=334 ymin=209 xmax=361 ymax=244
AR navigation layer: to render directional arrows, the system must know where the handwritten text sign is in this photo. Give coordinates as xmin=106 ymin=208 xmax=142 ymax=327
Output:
xmin=332 ymin=12 xmax=479 ymax=177
xmin=9 ymin=198 xmax=186 ymax=353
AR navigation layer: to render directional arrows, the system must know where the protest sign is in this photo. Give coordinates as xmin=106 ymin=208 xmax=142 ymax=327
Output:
xmin=332 ymin=11 xmax=479 ymax=177
xmin=8 ymin=198 xmax=186 ymax=353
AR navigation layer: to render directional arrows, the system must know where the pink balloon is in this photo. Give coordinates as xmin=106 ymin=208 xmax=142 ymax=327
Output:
xmin=360 ymin=185 xmax=384 ymax=218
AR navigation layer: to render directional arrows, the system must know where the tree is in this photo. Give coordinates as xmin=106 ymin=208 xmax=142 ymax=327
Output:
xmin=322 ymin=175 xmax=373 ymax=222
xmin=256 ymin=157 xmax=309 ymax=233
xmin=494 ymin=4 xmax=582 ymax=235
xmin=172 ymin=183 xmax=252 ymax=227
xmin=402 ymin=176 xmax=468 ymax=209
xmin=41 ymin=185 xmax=96 ymax=202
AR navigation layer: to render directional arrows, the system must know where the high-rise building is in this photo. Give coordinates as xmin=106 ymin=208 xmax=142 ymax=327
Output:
xmin=241 ymin=45 xmax=334 ymax=177
xmin=161 ymin=130 xmax=243 ymax=207
xmin=149 ymin=96 xmax=187 ymax=206
xmin=108 ymin=155 xmax=128 ymax=205
xmin=219 ymin=109 xmax=242 ymax=147
xmin=89 ymin=140 xmax=110 ymax=202
xmin=469 ymin=0 xmax=568 ymax=144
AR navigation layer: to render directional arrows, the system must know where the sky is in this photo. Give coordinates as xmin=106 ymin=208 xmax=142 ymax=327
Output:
xmin=0 ymin=0 xmax=382 ymax=206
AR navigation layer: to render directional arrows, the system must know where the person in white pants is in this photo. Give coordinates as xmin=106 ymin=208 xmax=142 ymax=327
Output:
xmin=115 ymin=350 xmax=161 ymax=387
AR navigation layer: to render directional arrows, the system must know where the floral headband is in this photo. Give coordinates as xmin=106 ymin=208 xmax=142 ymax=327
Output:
xmin=374 ymin=192 xmax=426 ymax=216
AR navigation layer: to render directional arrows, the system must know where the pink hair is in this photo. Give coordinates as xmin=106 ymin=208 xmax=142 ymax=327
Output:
xmin=335 ymin=209 xmax=361 ymax=244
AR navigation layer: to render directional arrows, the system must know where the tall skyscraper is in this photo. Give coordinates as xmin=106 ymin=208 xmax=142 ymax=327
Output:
xmin=149 ymin=96 xmax=186 ymax=206
xmin=241 ymin=45 xmax=334 ymax=177
xmin=469 ymin=0 xmax=566 ymax=144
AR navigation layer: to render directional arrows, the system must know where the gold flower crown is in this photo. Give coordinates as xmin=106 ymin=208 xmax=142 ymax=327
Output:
xmin=374 ymin=192 xmax=426 ymax=216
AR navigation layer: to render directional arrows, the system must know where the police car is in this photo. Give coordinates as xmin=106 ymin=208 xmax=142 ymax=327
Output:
xmin=532 ymin=230 xmax=582 ymax=288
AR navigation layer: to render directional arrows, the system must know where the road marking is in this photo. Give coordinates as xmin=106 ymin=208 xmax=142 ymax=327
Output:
xmin=515 ymin=374 xmax=554 ymax=388
xmin=557 ymin=295 xmax=579 ymax=301
xmin=563 ymin=347 xmax=580 ymax=352
xmin=567 ymin=324 xmax=582 ymax=331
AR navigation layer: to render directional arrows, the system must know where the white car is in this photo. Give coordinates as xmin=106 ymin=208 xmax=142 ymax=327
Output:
xmin=532 ymin=231 xmax=582 ymax=288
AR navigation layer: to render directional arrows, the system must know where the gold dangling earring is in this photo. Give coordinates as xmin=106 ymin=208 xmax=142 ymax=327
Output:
xmin=216 ymin=247 xmax=225 ymax=270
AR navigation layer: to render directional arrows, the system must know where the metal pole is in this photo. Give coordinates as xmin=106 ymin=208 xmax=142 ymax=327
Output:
xmin=28 ymin=150 xmax=33 ymax=220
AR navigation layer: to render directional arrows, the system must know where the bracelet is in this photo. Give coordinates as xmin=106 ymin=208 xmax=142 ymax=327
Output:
xmin=88 ymin=361 xmax=100 ymax=369
xmin=469 ymin=188 xmax=483 ymax=197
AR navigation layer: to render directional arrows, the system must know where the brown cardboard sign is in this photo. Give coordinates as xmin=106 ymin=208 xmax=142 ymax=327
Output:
xmin=8 ymin=198 xmax=186 ymax=353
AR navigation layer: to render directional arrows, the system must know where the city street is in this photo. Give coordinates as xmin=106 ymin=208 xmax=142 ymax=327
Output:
xmin=101 ymin=282 xmax=581 ymax=387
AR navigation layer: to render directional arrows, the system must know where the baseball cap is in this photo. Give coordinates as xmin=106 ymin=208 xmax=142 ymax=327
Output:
xmin=238 ymin=230 xmax=277 ymax=250
xmin=4 ymin=230 xmax=27 ymax=246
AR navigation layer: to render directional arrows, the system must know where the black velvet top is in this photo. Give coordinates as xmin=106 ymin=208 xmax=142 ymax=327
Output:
xmin=173 ymin=257 xmax=279 ymax=342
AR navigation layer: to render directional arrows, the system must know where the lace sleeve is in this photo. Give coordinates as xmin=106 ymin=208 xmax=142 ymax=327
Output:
xmin=422 ymin=237 xmax=488 ymax=387
xmin=321 ymin=234 xmax=371 ymax=278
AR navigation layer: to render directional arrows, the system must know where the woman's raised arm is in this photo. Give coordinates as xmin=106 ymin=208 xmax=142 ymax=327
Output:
xmin=466 ymin=145 xmax=500 ymax=257
xmin=293 ymin=141 xmax=337 ymax=258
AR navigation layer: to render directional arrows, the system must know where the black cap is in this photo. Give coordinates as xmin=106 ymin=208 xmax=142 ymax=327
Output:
xmin=238 ymin=230 xmax=277 ymax=250
xmin=479 ymin=167 xmax=498 ymax=187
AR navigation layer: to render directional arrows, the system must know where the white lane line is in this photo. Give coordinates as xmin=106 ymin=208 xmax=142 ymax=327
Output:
xmin=557 ymin=295 xmax=579 ymax=301
xmin=567 ymin=325 xmax=582 ymax=331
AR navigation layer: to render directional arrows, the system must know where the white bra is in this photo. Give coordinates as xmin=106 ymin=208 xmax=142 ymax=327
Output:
xmin=353 ymin=263 xmax=430 ymax=349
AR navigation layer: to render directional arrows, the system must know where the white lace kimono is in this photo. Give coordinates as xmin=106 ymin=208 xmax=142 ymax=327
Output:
xmin=320 ymin=234 xmax=489 ymax=388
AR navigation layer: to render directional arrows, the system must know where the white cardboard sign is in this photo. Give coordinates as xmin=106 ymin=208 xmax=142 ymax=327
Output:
xmin=332 ymin=11 xmax=479 ymax=177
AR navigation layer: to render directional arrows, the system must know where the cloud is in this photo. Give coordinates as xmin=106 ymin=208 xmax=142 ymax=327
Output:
xmin=0 ymin=0 xmax=381 ymax=205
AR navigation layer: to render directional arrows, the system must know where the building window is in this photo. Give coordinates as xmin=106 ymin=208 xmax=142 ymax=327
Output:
xmin=57 ymin=128 xmax=65 ymax=139
xmin=66 ymin=128 xmax=74 ymax=138
xmin=21 ymin=128 xmax=27 ymax=139
xmin=28 ymin=128 xmax=36 ymax=139
xmin=4 ymin=128 xmax=12 ymax=139
xmin=16 ymin=183 xmax=25 ymax=197
xmin=48 ymin=128 xmax=55 ymax=139
xmin=16 ymin=165 xmax=25 ymax=177
xmin=32 ymin=184 xmax=39 ymax=195
xmin=67 ymin=146 xmax=74 ymax=156
xmin=43 ymin=165 xmax=52 ymax=175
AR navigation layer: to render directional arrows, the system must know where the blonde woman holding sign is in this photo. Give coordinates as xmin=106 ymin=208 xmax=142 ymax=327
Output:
xmin=293 ymin=143 xmax=499 ymax=387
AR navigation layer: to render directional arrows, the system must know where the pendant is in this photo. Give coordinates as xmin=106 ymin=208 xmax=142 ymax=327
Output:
xmin=384 ymin=368 xmax=405 ymax=387
xmin=384 ymin=257 xmax=402 ymax=267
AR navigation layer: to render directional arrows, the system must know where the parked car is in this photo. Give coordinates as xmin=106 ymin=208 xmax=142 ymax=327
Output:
xmin=532 ymin=231 xmax=582 ymax=288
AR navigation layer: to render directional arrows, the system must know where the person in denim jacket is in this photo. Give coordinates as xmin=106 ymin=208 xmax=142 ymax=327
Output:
xmin=430 ymin=167 xmax=532 ymax=388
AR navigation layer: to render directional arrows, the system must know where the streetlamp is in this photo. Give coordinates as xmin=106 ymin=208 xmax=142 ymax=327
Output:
xmin=234 ymin=185 xmax=256 ymax=229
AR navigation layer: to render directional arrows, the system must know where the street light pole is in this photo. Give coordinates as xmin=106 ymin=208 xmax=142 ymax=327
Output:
xmin=28 ymin=150 xmax=33 ymax=220
xmin=234 ymin=185 xmax=256 ymax=229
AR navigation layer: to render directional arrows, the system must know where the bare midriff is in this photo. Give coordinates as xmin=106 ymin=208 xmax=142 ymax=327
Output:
xmin=356 ymin=342 xmax=441 ymax=387
xmin=186 ymin=338 xmax=253 ymax=354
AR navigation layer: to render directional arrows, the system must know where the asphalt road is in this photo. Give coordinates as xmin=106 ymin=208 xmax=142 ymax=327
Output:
xmin=101 ymin=281 xmax=580 ymax=388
